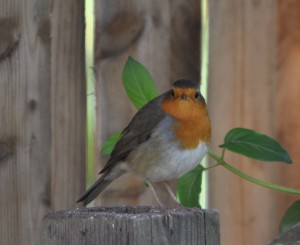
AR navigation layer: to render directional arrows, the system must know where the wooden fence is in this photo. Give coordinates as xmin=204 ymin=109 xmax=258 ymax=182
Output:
xmin=0 ymin=1 xmax=86 ymax=245
xmin=0 ymin=0 xmax=299 ymax=245
xmin=208 ymin=1 xmax=300 ymax=244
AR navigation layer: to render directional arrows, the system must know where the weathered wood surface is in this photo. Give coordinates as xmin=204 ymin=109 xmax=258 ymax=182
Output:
xmin=207 ymin=1 xmax=296 ymax=245
xmin=0 ymin=1 xmax=51 ymax=245
xmin=267 ymin=223 xmax=300 ymax=245
xmin=93 ymin=0 xmax=200 ymax=206
xmin=0 ymin=0 xmax=86 ymax=244
xmin=50 ymin=0 xmax=86 ymax=210
xmin=42 ymin=206 xmax=220 ymax=245
xmin=276 ymin=0 xmax=300 ymax=228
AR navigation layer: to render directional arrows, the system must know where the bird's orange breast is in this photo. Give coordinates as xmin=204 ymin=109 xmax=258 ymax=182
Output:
xmin=161 ymin=88 xmax=211 ymax=149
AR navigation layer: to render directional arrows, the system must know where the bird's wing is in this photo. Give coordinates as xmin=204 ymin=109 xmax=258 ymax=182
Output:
xmin=100 ymin=92 xmax=169 ymax=174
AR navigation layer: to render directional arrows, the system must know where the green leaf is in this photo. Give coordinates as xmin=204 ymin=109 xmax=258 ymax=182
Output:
xmin=122 ymin=56 xmax=158 ymax=109
xmin=208 ymin=151 xmax=300 ymax=196
xmin=220 ymin=128 xmax=292 ymax=163
xmin=280 ymin=200 xmax=300 ymax=233
xmin=100 ymin=131 xmax=121 ymax=156
xmin=176 ymin=164 xmax=204 ymax=208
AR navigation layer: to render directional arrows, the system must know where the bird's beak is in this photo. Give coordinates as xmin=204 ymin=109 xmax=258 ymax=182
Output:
xmin=180 ymin=94 xmax=188 ymax=100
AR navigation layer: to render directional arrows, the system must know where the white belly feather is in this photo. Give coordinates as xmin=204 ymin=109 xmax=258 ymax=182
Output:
xmin=126 ymin=116 xmax=208 ymax=182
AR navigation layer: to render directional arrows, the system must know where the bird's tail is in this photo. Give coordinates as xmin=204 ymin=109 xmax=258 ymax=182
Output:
xmin=76 ymin=169 xmax=125 ymax=206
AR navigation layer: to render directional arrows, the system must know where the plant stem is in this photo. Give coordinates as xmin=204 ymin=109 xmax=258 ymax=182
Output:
xmin=203 ymin=163 xmax=221 ymax=171
xmin=221 ymin=148 xmax=225 ymax=160
xmin=208 ymin=150 xmax=300 ymax=195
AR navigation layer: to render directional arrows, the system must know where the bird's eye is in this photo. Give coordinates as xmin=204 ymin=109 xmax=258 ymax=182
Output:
xmin=194 ymin=91 xmax=201 ymax=99
xmin=170 ymin=90 xmax=175 ymax=98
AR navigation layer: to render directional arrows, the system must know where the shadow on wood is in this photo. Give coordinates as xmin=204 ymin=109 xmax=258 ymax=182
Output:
xmin=42 ymin=206 xmax=220 ymax=245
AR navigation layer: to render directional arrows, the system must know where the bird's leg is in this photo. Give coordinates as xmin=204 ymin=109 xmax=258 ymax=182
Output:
xmin=147 ymin=181 xmax=165 ymax=207
xmin=164 ymin=181 xmax=202 ymax=211
xmin=147 ymin=181 xmax=175 ymax=231
xmin=163 ymin=181 xmax=186 ymax=209
xmin=163 ymin=182 xmax=180 ymax=204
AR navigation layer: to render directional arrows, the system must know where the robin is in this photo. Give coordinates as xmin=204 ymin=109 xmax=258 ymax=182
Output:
xmin=77 ymin=79 xmax=211 ymax=206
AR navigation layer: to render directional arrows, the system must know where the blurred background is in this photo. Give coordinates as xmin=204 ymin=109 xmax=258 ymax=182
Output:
xmin=0 ymin=0 xmax=299 ymax=245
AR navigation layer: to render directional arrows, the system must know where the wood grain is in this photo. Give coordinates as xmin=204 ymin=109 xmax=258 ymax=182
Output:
xmin=207 ymin=1 xmax=282 ymax=245
xmin=276 ymin=0 xmax=300 ymax=230
xmin=42 ymin=206 xmax=220 ymax=245
xmin=267 ymin=223 xmax=300 ymax=245
xmin=50 ymin=0 xmax=86 ymax=210
xmin=0 ymin=1 xmax=51 ymax=245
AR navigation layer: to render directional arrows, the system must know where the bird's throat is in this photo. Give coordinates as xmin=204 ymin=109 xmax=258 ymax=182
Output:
xmin=161 ymin=93 xmax=211 ymax=149
xmin=174 ymin=116 xmax=211 ymax=149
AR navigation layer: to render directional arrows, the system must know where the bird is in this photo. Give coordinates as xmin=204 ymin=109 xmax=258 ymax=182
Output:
xmin=77 ymin=79 xmax=211 ymax=206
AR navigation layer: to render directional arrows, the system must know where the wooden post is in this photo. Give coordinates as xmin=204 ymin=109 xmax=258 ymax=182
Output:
xmin=267 ymin=223 xmax=300 ymax=245
xmin=42 ymin=206 xmax=220 ymax=245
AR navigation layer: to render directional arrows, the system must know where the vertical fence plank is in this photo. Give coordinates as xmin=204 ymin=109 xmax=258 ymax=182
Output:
xmin=169 ymin=0 xmax=200 ymax=83
xmin=276 ymin=0 xmax=300 ymax=223
xmin=0 ymin=1 xmax=51 ymax=245
xmin=51 ymin=0 xmax=86 ymax=210
xmin=94 ymin=0 xmax=151 ymax=206
xmin=0 ymin=0 xmax=86 ymax=243
xmin=207 ymin=1 xmax=281 ymax=245
xmin=93 ymin=0 xmax=200 ymax=206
